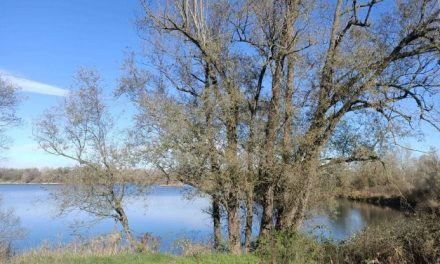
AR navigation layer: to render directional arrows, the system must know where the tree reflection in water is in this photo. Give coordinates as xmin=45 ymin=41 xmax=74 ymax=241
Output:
xmin=303 ymin=199 xmax=406 ymax=241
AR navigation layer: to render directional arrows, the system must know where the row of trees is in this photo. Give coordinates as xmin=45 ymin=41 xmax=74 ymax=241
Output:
xmin=24 ymin=0 xmax=440 ymax=255
xmin=0 ymin=167 xmax=164 ymax=184
xmin=0 ymin=168 xmax=43 ymax=183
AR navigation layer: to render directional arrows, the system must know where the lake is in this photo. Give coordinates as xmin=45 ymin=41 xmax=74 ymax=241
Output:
xmin=0 ymin=184 xmax=406 ymax=253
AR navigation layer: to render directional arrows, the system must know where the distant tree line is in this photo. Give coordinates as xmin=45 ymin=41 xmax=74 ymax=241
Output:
xmin=0 ymin=168 xmax=44 ymax=183
xmin=0 ymin=167 xmax=167 ymax=185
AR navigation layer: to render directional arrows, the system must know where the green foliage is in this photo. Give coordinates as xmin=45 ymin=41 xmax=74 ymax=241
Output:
xmin=255 ymin=230 xmax=333 ymax=264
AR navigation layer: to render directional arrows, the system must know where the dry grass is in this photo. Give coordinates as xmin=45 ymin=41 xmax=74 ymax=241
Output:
xmin=0 ymin=243 xmax=12 ymax=264
xmin=9 ymin=233 xmax=260 ymax=264
xmin=172 ymin=238 xmax=213 ymax=256
xmin=14 ymin=231 xmax=131 ymax=262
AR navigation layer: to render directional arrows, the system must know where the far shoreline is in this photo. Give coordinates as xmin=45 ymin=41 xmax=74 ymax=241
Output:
xmin=0 ymin=182 xmax=61 ymax=185
xmin=0 ymin=182 xmax=185 ymax=187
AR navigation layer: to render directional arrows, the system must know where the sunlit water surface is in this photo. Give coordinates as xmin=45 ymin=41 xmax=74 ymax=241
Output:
xmin=0 ymin=184 xmax=405 ymax=252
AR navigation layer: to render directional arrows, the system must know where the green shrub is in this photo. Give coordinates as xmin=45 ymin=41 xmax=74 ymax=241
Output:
xmin=255 ymin=230 xmax=333 ymax=264
xmin=256 ymin=214 xmax=440 ymax=264
xmin=335 ymin=215 xmax=440 ymax=264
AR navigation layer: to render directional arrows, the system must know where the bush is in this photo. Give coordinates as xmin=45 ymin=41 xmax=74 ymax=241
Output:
xmin=0 ymin=243 xmax=12 ymax=263
xmin=255 ymin=230 xmax=334 ymax=264
xmin=256 ymin=214 xmax=440 ymax=264
xmin=335 ymin=215 xmax=440 ymax=264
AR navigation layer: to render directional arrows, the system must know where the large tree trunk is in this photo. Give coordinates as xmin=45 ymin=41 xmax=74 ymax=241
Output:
xmin=223 ymin=78 xmax=241 ymax=254
xmin=212 ymin=194 xmax=222 ymax=250
xmin=282 ymin=55 xmax=295 ymax=166
xmin=259 ymin=184 xmax=275 ymax=237
xmin=244 ymin=111 xmax=257 ymax=252
xmin=203 ymin=64 xmax=223 ymax=251
xmin=259 ymin=60 xmax=283 ymax=237
xmin=227 ymin=197 xmax=241 ymax=254
xmin=244 ymin=188 xmax=253 ymax=252
xmin=278 ymin=154 xmax=317 ymax=229
xmin=276 ymin=54 xmax=296 ymax=231
xmin=291 ymin=180 xmax=312 ymax=226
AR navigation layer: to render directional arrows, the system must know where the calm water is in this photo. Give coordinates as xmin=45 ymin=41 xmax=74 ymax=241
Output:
xmin=0 ymin=184 xmax=405 ymax=252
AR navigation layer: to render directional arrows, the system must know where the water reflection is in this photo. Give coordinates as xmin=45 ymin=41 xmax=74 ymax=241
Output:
xmin=0 ymin=194 xmax=27 ymax=254
xmin=303 ymin=199 xmax=405 ymax=241
xmin=0 ymin=184 xmax=407 ymax=252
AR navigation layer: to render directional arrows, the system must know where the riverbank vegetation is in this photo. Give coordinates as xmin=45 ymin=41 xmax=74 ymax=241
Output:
xmin=332 ymin=149 xmax=440 ymax=213
xmin=257 ymin=214 xmax=440 ymax=264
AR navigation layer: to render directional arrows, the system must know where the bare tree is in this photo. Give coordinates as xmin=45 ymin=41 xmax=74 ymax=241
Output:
xmin=0 ymin=75 xmax=20 ymax=152
xmin=34 ymin=69 xmax=147 ymax=250
xmin=120 ymin=0 xmax=440 ymax=254
xmin=124 ymin=0 xmax=249 ymax=253
xmin=274 ymin=0 xmax=440 ymax=230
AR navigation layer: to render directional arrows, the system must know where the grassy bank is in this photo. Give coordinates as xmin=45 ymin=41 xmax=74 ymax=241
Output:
xmin=12 ymin=253 xmax=260 ymax=264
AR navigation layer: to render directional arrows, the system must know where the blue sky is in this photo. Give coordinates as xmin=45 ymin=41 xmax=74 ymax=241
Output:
xmin=0 ymin=0 xmax=142 ymax=168
xmin=0 ymin=0 xmax=438 ymax=168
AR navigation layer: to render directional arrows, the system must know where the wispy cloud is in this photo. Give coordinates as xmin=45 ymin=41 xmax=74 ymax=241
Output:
xmin=1 ymin=72 xmax=68 ymax=97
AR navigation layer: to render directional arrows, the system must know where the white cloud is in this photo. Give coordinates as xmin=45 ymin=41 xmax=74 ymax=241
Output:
xmin=1 ymin=72 xmax=68 ymax=97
